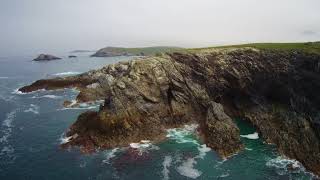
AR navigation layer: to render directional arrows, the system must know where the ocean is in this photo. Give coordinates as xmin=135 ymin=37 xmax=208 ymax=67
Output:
xmin=0 ymin=54 xmax=315 ymax=180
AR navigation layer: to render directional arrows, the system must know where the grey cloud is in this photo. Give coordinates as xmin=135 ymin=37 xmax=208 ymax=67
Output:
xmin=0 ymin=0 xmax=320 ymax=56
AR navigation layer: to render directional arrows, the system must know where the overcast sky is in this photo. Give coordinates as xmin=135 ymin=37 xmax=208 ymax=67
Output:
xmin=0 ymin=0 xmax=319 ymax=56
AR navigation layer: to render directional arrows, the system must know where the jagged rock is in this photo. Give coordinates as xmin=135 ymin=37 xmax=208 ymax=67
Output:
xmin=20 ymin=48 xmax=320 ymax=175
xmin=33 ymin=54 xmax=61 ymax=61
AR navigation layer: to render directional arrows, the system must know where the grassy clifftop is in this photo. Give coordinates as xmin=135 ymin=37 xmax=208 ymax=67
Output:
xmin=190 ymin=42 xmax=320 ymax=54
xmin=92 ymin=46 xmax=184 ymax=57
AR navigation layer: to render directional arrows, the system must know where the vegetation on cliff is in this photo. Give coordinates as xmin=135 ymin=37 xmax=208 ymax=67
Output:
xmin=91 ymin=46 xmax=184 ymax=57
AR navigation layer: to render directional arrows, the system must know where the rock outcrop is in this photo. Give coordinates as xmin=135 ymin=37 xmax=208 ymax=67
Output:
xmin=20 ymin=48 xmax=320 ymax=175
xmin=33 ymin=54 xmax=61 ymax=61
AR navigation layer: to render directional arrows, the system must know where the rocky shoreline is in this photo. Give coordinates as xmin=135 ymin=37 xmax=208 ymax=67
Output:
xmin=19 ymin=48 xmax=320 ymax=175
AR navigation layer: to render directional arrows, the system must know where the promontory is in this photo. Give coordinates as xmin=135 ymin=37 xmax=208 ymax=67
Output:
xmin=20 ymin=42 xmax=320 ymax=176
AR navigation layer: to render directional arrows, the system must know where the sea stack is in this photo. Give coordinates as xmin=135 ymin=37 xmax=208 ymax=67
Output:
xmin=33 ymin=54 xmax=61 ymax=61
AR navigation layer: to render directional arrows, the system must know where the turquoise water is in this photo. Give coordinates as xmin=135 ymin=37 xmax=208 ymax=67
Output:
xmin=0 ymin=54 xmax=315 ymax=179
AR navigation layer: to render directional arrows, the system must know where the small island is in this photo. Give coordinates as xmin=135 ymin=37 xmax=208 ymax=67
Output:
xmin=33 ymin=54 xmax=61 ymax=61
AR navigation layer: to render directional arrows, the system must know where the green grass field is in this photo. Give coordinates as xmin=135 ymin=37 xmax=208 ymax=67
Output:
xmin=189 ymin=42 xmax=320 ymax=54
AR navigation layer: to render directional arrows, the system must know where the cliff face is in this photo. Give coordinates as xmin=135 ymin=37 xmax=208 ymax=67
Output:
xmin=20 ymin=48 xmax=320 ymax=175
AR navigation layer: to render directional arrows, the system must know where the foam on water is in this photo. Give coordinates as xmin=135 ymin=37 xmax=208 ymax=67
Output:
xmin=102 ymin=148 xmax=120 ymax=164
xmin=129 ymin=140 xmax=160 ymax=155
xmin=166 ymin=124 xmax=199 ymax=145
xmin=0 ymin=110 xmax=17 ymax=162
xmin=59 ymin=133 xmax=78 ymax=144
xmin=32 ymin=95 xmax=61 ymax=99
xmin=52 ymin=72 xmax=81 ymax=76
xmin=12 ymin=88 xmax=46 ymax=95
xmin=162 ymin=156 xmax=172 ymax=180
xmin=197 ymin=144 xmax=211 ymax=159
xmin=266 ymin=156 xmax=306 ymax=175
xmin=218 ymin=172 xmax=230 ymax=178
xmin=177 ymin=158 xmax=202 ymax=179
xmin=0 ymin=77 xmax=9 ymax=79
xmin=23 ymin=104 xmax=39 ymax=114
xmin=240 ymin=132 xmax=259 ymax=139
xmin=0 ymin=111 xmax=16 ymax=143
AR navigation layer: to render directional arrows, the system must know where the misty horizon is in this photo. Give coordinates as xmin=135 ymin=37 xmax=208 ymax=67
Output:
xmin=1 ymin=0 xmax=320 ymax=56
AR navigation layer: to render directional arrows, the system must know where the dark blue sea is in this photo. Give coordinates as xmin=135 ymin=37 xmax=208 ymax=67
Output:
xmin=0 ymin=53 xmax=316 ymax=180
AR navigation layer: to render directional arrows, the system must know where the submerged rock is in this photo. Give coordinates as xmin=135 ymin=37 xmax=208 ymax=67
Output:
xmin=20 ymin=48 xmax=320 ymax=175
xmin=33 ymin=54 xmax=61 ymax=61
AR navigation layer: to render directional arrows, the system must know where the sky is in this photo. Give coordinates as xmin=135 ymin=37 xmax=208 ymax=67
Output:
xmin=0 ymin=0 xmax=320 ymax=56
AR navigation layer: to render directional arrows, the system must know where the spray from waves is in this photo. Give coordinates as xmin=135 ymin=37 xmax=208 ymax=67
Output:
xmin=0 ymin=110 xmax=17 ymax=162
xmin=162 ymin=156 xmax=172 ymax=180
xmin=240 ymin=132 xmax=259 ymax=139
xmin=23 ymin=104 xmax=39 ymax=114
xmin=52 ymin=72 xmax=81 ymax=76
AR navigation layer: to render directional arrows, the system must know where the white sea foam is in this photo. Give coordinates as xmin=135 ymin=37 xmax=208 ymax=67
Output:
xmin=102 ymin=148 xmax=119 ymax=164
xmin=60 ymin=133 xmax=78 ymax=144
xmin=197 ymin=144 xmax=211 ymax=159
xmin=177 ymin=158 xmax=202 ymax=179
xmin=59 ymin=101 xmax=102 ymax=110
xmin=240 ymin=132 xmax=259 ymax=139
xmin=53 ymin=72 xmax=81 ymax=76
xmin=12 ymin=88 xmax=46 ymax=95
xmin=266 ymin=156 xmax=305 ymax=175
xmin=166 ymin=124 xmax=199 ymax=145
xmin=0 ymin=111 xmax=16 ymax=143
xmin=24 ymin=104 xmax=39 ymax=114
xmin=162 ymin=156 xmax=172 ymax=180
xmin=32 ymin=95 xmax=61 ymax=99
xmin=129 ymin=140 xmax=160 ymax=155
xmin=0 ymin=110 xmax=17 ymax=162
xmin=218 ymin=172 xmax=230 ymax=178
xmin=0 ymin=77 xmax=9 ymax=79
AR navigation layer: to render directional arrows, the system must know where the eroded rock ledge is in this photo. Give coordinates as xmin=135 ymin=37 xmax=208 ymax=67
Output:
xmin=20 ymin=48 xmax=320 ymax=175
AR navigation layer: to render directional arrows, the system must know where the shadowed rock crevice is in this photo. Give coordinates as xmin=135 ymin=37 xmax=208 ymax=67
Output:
xmin=20 ymin=48 xmax=320 ymax=175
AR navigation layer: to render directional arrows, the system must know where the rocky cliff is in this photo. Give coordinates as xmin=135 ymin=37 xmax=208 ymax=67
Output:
xmin=20 ymin=48 xmax=320 ymax=175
